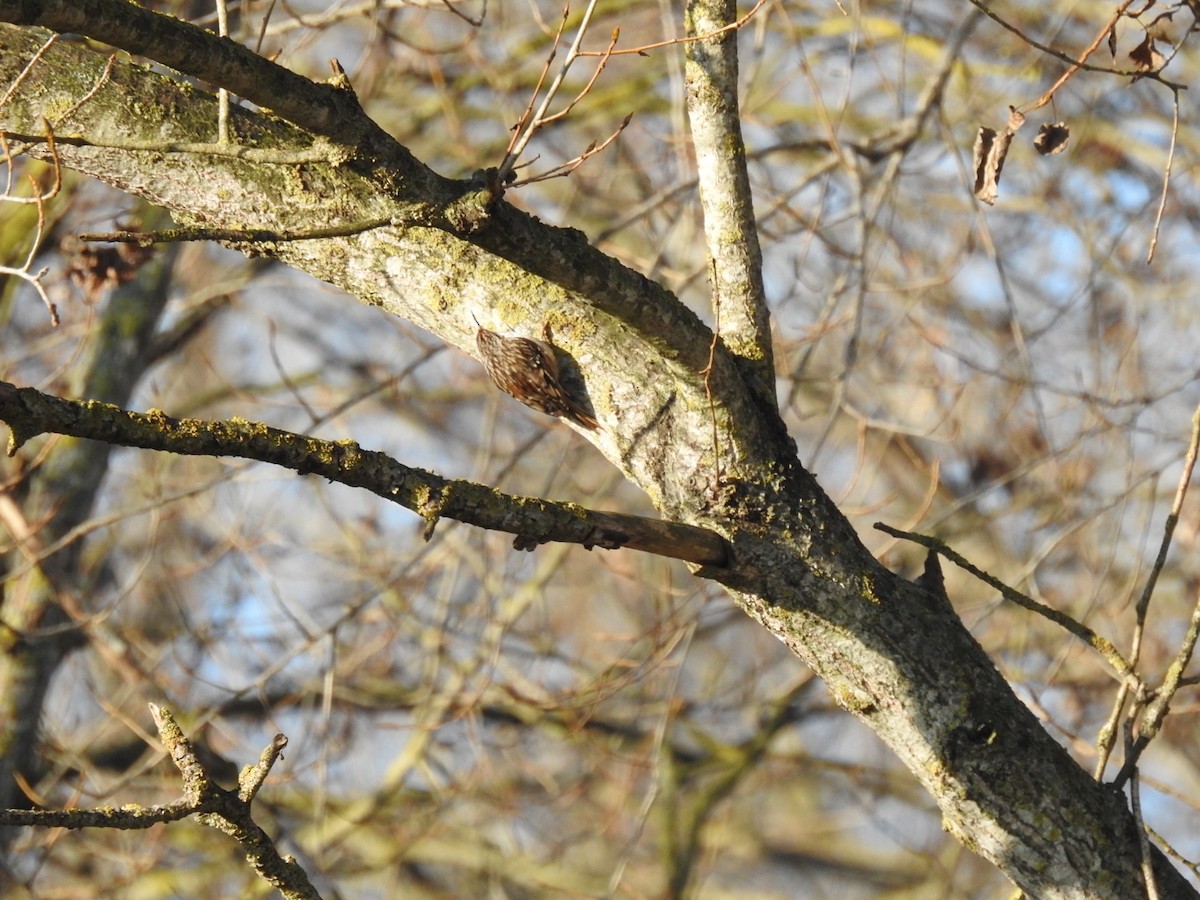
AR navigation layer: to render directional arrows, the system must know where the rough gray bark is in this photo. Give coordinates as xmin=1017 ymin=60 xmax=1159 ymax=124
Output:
xmin=0 ymin=5 xmax=1193 ymax=896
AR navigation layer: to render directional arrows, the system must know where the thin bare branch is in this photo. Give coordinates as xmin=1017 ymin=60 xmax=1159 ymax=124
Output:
xmin=78 ymin=216 xmax=395 ymax=246
xmin=514 ymin=112 xmax=632 ymax=185
xmin=874 ymin=523 xmax=1138 ymax=682
xmin=0 ymin=30 xmax=55 ymax=108
xmin=2 ymin=129 xmax=337 ymax=164
xmin=577 ymin=0 xmax=768 ymax=57
xmin=1146 ymin=86 xmax=1180 ymax=264
xmin=1023 ymin=0 xmax=1139 ymax=113
xmin=536 ymin=26 xmax=620 ymax=127
xmin=0 ymin=121 xmax=61 ymax=324
xmin=148 ymin=705 xmax=321 ymax=900
xmin=1130 ymin=404 xmax=1200 ymax=668
xmin=500 ymin=5 xmax=569 ymax=165
xmin=498 ymin=0 xmax=610 ymax=183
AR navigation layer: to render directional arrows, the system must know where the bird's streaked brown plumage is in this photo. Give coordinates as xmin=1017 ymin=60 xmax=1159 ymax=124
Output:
xmin=475 ymin=324 xmax=599 ymax=431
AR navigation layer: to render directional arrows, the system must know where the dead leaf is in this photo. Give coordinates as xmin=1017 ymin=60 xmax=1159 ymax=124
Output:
xmin=1129 ymin=33 xmax=1166 ymax=71
xmin=972 ymin=107 xmax=1026 ymax=205
xmin=973 ymin=128 xmax=1012 ymax=205
xmin=1034 ymin=122 xmax=1070 ymax=156
xmin=65 ymin=239 xmax=155 ymax=302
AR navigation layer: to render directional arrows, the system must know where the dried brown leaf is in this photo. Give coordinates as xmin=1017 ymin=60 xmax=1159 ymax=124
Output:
xmin=973 ymin=127 xmax=1013 ymax=205
xmin=1129 ymin=33 xmax=1166 ymax=71
xmin=1034 ymin=122 xmax=1071 ymax=156
xmin=973 ymin=108 xmax=1025 ymax=206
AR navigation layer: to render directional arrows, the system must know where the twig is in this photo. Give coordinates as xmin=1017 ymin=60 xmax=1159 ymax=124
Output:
xmin=0 ymin=706 xmax=311 ymax=899
xmin=1146 ymin=86 xmax=1179 ymax=264
xmin=699 ymin=259 xmax=723 ymax=495
xmin=0 ymin=122 xmax=62 ymax=325
xmin=1023 ymin=0 xmax=1139 ymax=113
xmin=576 ymin=0 xmax=768 ymax=57
xmin=79 ymin=216 xmax=396 ymax=246
xmin=0 ymin=123 xmax=61 ymax=204
xmin=515 ymin=112 xmax=632 ymax=185
xmin=533 ymin=26 xmax=620 ymax=128
xmin=56 ymin=53 xmax=115 ymax=124
xmin=148 ymin=705 xmax=319 ymax=900
xmin=1130 ymin=405 xmax=1200 ymax=670
xmin=438 ymin=0 xmax=485 ymax=27
xmin=966 ymin=0 xmax=1132 ymax=80
xmin=500 ymin=6 xmax=569 ymax=167
xmin=1098 ymin=404 xmax=1200 ymax=781
xmin=1129 ymin=745 xmax=1161 ymax=900
xmin=216 ymin=0 xmax=231 ymax=145
xmin=239 ymin=733 xmax=289 ymax=802
xmin=874 ymin=523 xmax=1137 ymax=682
xmin=0 ymin=33 xmax=58 ymax=109
xmin=1 ymin=130 xmax=335 ymax=164
xmin=1141 ymin=579 xmax=1200 ymax=739
xmin=498 ymin=0 xmax=616 ymax=184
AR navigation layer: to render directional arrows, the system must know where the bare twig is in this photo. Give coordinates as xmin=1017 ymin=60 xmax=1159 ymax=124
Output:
xmin=499 ymin=0 xmax=624 ymax=184
xmin=438 ymin=0 xmax=485 ymax=27
xmin=874 ymin=523 xmax=1138 ymax=682
xmin=533 ymin=26 xmax=620 ymax=128
xmin=148 ymin=705 xmax=319 ymax=900
xmin=967 ymin=0 xmax=1132 ymax=80
xmin=576 ymin=0 xmax=768 ymax=57
xmin=0 ymin=123 xmax=61 ymax=203
xmin=56 ymin=52 xmax=115 ymax=124
xmin=0 ymin=32 xmax=57 ymax=109
xmin=500 ymin=5 xmax=569 ymax=168
xmin=0 ymin=129 xmax=336 ymax=164
xmin=0 ymin=797 xmax=196 ymax=829
xmin=239 ymin=733 xmax=289 ymax=802
xmin=1129 ymin=745 xmax=1161 ymax=900
xmin=1023 ymin=0 xmax=1139 ymax=113
xmin=0 ymin=122 xmax=62 ymax=325
xmin=79 ymin=216 xmax=396 ymax=246
xmin=515 ymin=112 xmax=632 ymax=185
xmin=1140 ymin=578 xmax=1200 ymax=734
xmin=1098 ymin=404 xmax=1200 ymax=782
xmin=699 ymin=258 xmax=724 ymax=493
xmin=1146 ymin=86 xmax=1180 ymax=264
xmin=1130 ymin=405 xmax=1200 ymax=670
xmin=0 ymin=706 xmax=312 ymax=899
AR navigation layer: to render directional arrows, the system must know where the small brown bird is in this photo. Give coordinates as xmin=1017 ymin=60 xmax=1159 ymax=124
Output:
xmin=474 ymin=320 xmax=599 ymax=431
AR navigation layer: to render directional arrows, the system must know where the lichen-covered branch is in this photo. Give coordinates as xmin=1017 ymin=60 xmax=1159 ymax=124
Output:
xmin=1 ymin=705 xmax=317 ymax=899
xmin=0 ymin=381 xmax=729 ymax=566
xmin=0 ymin=0 xmax=391 ymax=160
xmin=682 ymin=0 xmax=773 ymax=405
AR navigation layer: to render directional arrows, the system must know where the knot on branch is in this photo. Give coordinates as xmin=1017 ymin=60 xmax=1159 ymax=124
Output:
xmin=415 ymin=484 xmax=449 ymax=540
xmin=513 ymin=533 xmax=548 ymax=552
xmin=582 ymin=527 xmax=628 ymax=552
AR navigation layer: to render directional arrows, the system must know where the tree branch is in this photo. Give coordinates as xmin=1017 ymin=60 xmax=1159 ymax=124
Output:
xmin=683 ymin=0 xmax=773 ymax=406
xmin=0 ymin=381 xmax=729 ymax=567
xmin=149 ymin=705 xmax=319 ymax=900
xmin=0 ymin=703 xmax=317 ymax=898
xmin=0 ymin=0 xmax=392 ymax=158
